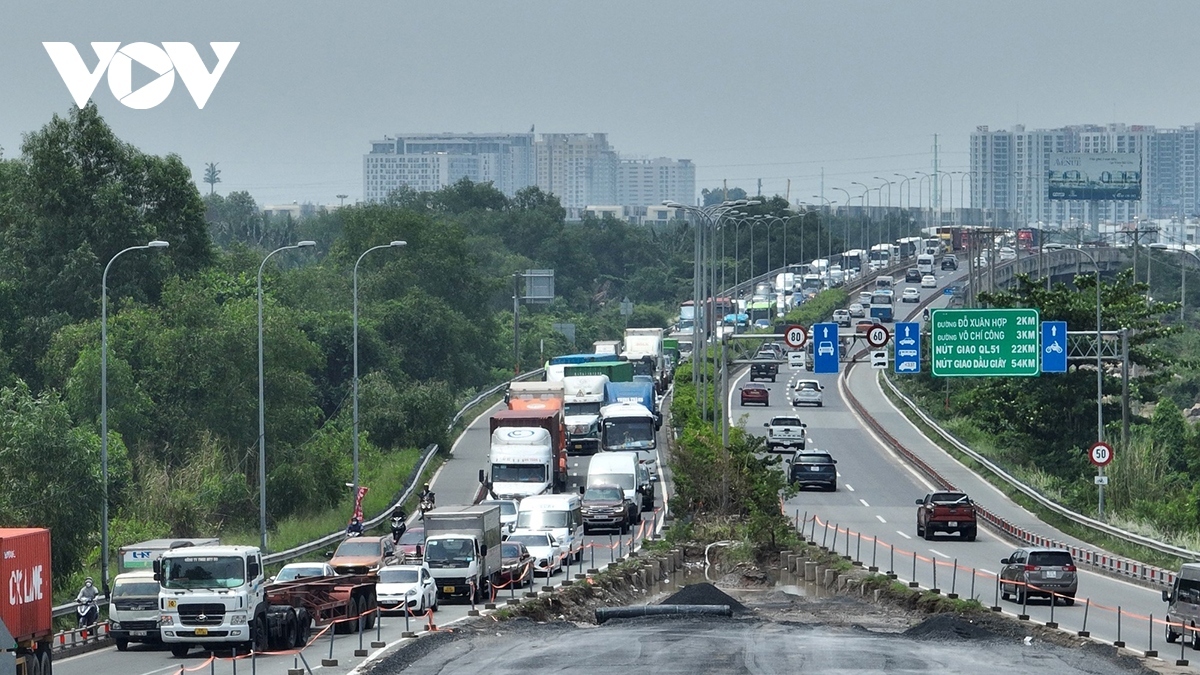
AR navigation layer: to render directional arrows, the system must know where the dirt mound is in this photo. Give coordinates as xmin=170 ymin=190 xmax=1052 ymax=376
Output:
xmin=662 ymin=583 xmax=748 ymax=613
xmin=903 ymin=613 xmax=1002 ymax=641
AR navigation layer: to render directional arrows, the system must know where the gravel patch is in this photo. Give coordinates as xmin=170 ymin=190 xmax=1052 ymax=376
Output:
xmin=661 ymin=582 xmax=748 ymax=613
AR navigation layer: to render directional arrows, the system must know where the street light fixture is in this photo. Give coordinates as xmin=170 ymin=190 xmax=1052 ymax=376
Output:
xmin=100 ymin=239 xmax=168 ymax=595
xmin=257 ymin=240 xmax=317 ymax=552
xmin=352 ymin=241 xmax=406 ymax=498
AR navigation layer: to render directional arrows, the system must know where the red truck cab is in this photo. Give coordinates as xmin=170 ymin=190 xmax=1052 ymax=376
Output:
xmin=915 ymin=492 xmax=977 ymax=541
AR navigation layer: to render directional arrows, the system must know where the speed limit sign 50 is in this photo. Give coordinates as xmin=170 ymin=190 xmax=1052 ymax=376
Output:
xmin=1089 ymin=441 xmax=1113 ymax=467
xmin=784 ymin=325 xmax=808 ymax=349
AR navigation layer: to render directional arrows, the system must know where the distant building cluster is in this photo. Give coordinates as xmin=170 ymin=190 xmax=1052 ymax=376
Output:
xmin=362 ymin=132 xmax=695 ymax=217
xmin=972 ymin=123 xmax=1200 ymax=225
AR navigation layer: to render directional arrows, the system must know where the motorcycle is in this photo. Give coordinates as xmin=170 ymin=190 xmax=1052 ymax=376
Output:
xmin=390 ymin=516 xmax=407 ymax=545
xmin=419 ymin=497 xmax=435 ymax=518
xmin=76 ymin=598 xmax=99 ymax=628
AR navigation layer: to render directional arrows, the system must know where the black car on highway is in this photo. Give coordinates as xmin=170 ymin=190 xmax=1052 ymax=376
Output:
xmin=905 ymin=268 xmax=921 ymax=283
xmin=788 ymin=451 xmax=838 ymax=491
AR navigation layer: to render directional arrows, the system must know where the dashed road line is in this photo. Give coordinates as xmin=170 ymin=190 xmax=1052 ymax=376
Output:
xmin=896 ymin=530 xmax=912 ymax=539
xmin=875 ymin=515 xmax=887 ymax=523
xmin=858 ymin=498 xmax=870 ymax=507
xmin=980 ymin=568 xmax=996 ymax=576
xmin=845 ymin=484 xmax=855 ymax=492
xmin=928 ymin=548 xmax=949 ymax=559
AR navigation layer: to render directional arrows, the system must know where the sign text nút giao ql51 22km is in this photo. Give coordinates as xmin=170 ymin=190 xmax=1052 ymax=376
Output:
xmin=930 ymin=308 xmax=1040 ymax=377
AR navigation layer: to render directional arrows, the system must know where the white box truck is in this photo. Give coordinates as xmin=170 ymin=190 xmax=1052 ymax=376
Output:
xmin=423 ymin=505 xmax=502 ymax=603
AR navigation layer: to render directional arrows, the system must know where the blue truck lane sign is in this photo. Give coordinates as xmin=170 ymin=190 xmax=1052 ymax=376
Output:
xmin=894 ymin=322 xmax=920 ymax=374
xmin=1041 ymin=321 xmax=1067 ymax=373
xmin=812 ymin=322 xmax=839 ymax=373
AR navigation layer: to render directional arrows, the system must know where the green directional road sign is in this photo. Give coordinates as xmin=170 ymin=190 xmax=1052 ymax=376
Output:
xmin=930 ymin=308 xmax=1040 ymax=377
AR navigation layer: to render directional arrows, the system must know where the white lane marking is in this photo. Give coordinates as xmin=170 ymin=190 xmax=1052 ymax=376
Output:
xmin=840 ymin=365 xmax=937 ymax=492
xmin=859 ymin=498 xmax=870 ymax=507
xmin=980 ymin=568 xmax=996 ymax=576
xmin=845 ymin=484 xmax=855 ymax=492
xmin=896 ymin=530 xmax=912 ymax=539
xmin=876 ymin=514 xmax=887 ymax=523
xmin=928 ymin=548 xmax=949 ymax=559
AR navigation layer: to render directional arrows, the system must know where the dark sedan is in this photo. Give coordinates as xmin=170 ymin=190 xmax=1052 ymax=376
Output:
xmin=396 ymin=526 xmax=425 ymax=561
xmin=740 ymin=382 xmax=770 ymax=406
xmin=498 ymin=541 xmax=534 ymax=588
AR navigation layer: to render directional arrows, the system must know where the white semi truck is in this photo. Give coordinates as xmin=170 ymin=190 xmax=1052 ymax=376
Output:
xmin=155 ymin=544 xmax=376 ymax=657
xmin=488 ymin=427 xmax=555 ymax=499
xmin=621 ymin=328 xmax=666 ymax=392
xmin=562 ymin=374 xmax=608 ymax=455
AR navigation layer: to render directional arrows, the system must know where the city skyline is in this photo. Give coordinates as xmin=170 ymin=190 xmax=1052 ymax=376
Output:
xmin=3 ymin=2 xmax=1200 ymax=208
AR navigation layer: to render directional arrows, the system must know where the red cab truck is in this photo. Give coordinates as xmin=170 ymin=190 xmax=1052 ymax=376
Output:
xmin=1 ymin=528 xmax=53 ymax=675
xmin=488 ymin=409 xmax=567 ymax=493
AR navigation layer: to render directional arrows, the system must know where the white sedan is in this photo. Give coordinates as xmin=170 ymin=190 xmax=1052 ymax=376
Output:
xmin=921 ymin=275 xmax=937 ymax=288
xmin=376 ymin=563 xmax=439 ymax=613
xmin=901 ymin=288 xmax=921 ymax=303
xmin=792 ymin=380 xmax=823 ymax=407
xmin=506 ymin=530 xmax=564 ymax=576
xmin=271 ymin=562 xmax=336 ymax=583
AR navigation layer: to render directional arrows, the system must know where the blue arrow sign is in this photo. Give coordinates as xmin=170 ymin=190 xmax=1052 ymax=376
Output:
xmin=1041 ymin=321 xmax=1067 ymax=373
xmin=894 ymin=322 xmax=920 ymax=374
xmin=812 ymin=322 xmax=840 ymax=373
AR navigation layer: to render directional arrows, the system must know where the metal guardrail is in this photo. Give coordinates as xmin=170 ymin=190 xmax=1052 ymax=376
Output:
xmin=879 ymin=372 xmax=1198 ymax=580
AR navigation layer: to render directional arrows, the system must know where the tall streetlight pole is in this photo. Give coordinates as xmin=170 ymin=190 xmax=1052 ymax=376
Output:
xmin=258 ymin=241 xmax=317 ymax=551
xmin=812 ymin=195 xmax=838 ymax=274
xmin=937 ymin=171 xmax=954 ymax=227
xmin=895 ymin=174 xmax=913 ymax=212
xmin=831 ymin=187 xmax=854 ymax=250
xmin=852 ymin=182 xmax=871 ymax=254
xmin=1070 ymin=246 xmax=1106 ymax=515
xmin=915 ymin=171 xmax=934 ymax=228
xmin=874 ymin=178 xmax=894 ymax=256
xmin=352 ymin=241 xmax=406 ymax=496
xmin=101 ymin=240 xmax=168 ymax=595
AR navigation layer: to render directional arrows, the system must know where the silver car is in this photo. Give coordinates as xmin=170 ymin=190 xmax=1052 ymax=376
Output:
xmin=792 ymin=380 xmax=823 ymax=407
xmin=848 ymin=302 xmax=866 ymax=318
xmin=1164 ymin=563 xmax=1200 ymax=647
xmin=999 ymin=547 xmax=1078 ymax=605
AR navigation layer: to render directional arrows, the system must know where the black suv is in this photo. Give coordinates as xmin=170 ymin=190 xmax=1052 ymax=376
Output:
xmin=905 ymin=268 xmax=921 ymax=283
xmin=788 ymin=452 xmax=838 ymax=491
xmin=750 ymin=358 xmax=778 ymax=382
xmin=941 ymin=257 xmax=958 ymax=271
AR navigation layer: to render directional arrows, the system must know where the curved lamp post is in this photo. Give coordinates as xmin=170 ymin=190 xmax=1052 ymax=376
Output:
xmin=1069 ymin=246 xmax=1105 ymax=515
xmin=101 ymin=240 xmax=169 ymax=595
xmin=257 ymin=241 xmax=317 ymax=551
xmin=352 ymin=241 xmax=406 ymax=496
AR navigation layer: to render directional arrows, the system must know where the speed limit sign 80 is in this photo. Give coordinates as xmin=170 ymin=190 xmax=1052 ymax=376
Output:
xmin=784 ymin=325 xmax=808 ymax=349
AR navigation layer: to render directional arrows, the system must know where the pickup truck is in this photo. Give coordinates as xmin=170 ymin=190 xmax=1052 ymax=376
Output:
xmin=832 ymin=309 xmax=851 ymax=326
xmin=749 ymin=358 xmax=778 ymax=382
xmin=915 ymin=491 xmax=977 ymax=541
xmin=764 ymin=415 xmax=806 ymax=452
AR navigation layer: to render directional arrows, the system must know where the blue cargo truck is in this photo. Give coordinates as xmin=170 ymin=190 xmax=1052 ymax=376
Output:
xmin=604 ymin=381 xmax=661 ymax=430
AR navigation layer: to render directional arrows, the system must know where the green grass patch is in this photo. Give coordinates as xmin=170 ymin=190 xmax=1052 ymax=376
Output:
xmin=878 ymin=374 xmax=1188 ymax=571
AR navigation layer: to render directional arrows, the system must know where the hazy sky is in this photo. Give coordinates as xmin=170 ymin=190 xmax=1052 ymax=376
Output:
xmin=4 ymin=1 xmax=1199 ymax=208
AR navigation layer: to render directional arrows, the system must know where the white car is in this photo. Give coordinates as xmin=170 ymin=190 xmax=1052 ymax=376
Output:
xmin=792 ymin=380 xmax=823 ymax=407
xmin=858 ymin=291 xmax=873 ymax=304
xmin=901 ymin=288 xmax=921 ymax=303
xmin=848 ymin=302 xmax=866 ymax=318
xmin=921 ymin=275 xmax=937 ymax=288
xmin=272 ymin=562 xmax=337 ymax=583
xmin=481 ymin=499 xmax=519 ymax=534
xmin=376 ymin=563 xmax=438 ymax=613
xmin=506 ymin=530 xmax=563 ymax=576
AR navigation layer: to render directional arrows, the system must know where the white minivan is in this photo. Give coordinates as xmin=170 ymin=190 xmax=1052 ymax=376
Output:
xmin=586 ymin=452 xmax=645 ymax=517
xmin=513 ymin=493 xmax=584 ymax=563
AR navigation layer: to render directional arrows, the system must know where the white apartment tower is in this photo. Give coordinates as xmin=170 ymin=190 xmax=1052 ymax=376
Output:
xmin=617 ymin=157 xmax=696 ymax=208
xmin=971 ymin=123 xmax=1200 ymax=225
xmin=534 ymin=133 xmax=619 ymax=209
xmin=363 ymin=133 xmax=535 ymax=202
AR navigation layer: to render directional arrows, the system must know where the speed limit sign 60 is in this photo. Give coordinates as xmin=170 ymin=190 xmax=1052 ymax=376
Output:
xmin=784 ymin=325 xmax=808 ymax=349
xmin=866 ymin=325 xmax=891 ymax=348
xmin=1089 ymin=441 xmax=1113 ymax=467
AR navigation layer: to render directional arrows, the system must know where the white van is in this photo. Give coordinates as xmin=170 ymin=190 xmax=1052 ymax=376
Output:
xmin=917 ymin=254 xmax=935 ymax=275
xmin=109 ymin=570 xmax=163 ymax=651
xmin=586 ymin=452 xmax=644 ymax=517
xmin=513 ymin=493 xmax=584 ymax=562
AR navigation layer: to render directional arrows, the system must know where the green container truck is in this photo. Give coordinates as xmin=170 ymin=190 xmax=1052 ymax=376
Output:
xmin=565 ymin=361 xmax=633 ymax=382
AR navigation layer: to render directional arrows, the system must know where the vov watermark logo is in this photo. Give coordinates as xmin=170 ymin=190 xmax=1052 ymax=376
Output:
xmin=43 ymin=42 xmax=239 ymax=109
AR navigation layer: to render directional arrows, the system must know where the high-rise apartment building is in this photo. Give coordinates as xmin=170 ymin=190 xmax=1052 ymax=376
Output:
xmin=363 ymin=133 xmax=535 ymax=202
xmin=616 ymin=157 xmax=696 ymax=208
xmin=971 ymin=123 xmax=1200 ymax=224
xmin=534 ymin=133 xmax=619 ymax=209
